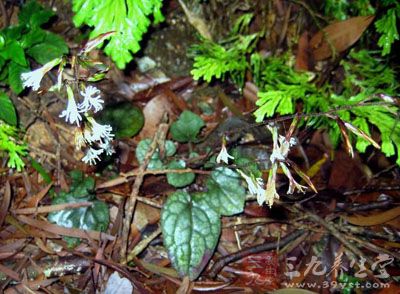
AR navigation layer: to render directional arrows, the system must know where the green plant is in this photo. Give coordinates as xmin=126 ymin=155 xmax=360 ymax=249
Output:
xmin=0 ymin=0 xmax=68 ymax=94
xmin=190 ymin=34 xmax=257 ymax=87
xmin=255 ymin=50 xmax=400 ymax=164
xmin=0 ymin=119 xmax=27 ymax=171
xmin=375 ymin=1 xmax=400 ymax=56
xmin=48 ymin=171 xmax=109 ymax=247
xmin=161 ymin=167 xmax=246 ymax=280
xmin=0 ymin=1 xmax=68 ymax=170
xmin=72 ymin=0 xmax=164 ymax=69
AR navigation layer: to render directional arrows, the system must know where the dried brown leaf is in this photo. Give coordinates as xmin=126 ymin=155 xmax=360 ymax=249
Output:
xmin=310 ymin=16 xmax=374 ymax=60
xmin=345 ymin=206 xmax=400 ymax=226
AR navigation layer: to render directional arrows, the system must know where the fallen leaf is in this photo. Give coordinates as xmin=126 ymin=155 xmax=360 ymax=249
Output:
xmin=295 ymin=31 xmax=311 ymax=71
xmin=310 ymin=16 xmax=374 ymax=60
xmin=138 ymin=94 xmax=177 ymax=140
xmin=345 ymin=206 xmax=400 ymax=226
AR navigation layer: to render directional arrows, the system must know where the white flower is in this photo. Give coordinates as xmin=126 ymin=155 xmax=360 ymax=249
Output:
xmin=21 ymin=58 xmax=62 ymax=91
xmin=238 ymin=170 xmax=265 ymax=201
xmin=264 ymin=164 xmax=279 ymax=207
xmin=78 ymin=86 xmax=104 ymax=113
xmin=216 ymin=144 xmax=234 ymax=164
xmin=59 ymin=86 xmax=82 ymax=126
xmin=99 ymin=140 xmax=115 ymax=156
xmin=268 ymin=125 xmax=295 ymax=163
xmin=87 ymin=117 xmax=114 ymax=142
xmin=82 ymin=147 xmax=104 ymax=165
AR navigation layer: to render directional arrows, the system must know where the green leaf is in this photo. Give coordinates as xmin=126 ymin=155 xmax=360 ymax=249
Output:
xmin=19 ymin=0 xmax=54 ymax=28
xmin=0 ymin=92 xmax=17 ymax=125
xmin=27 ymin=32 xmax=68 ymax=64
xmin=136 ymin=139 xmax=176 ymax=170
xmin=1 ymin=26 xmax=24 ymax=41
xmin=254 ymin=90 xmax=294 ymax=122
xmin=206 ymin=167 xmax=246 ymax=216
xmin=72 ymin=0 xmax=164 ymax=69
xmin=30 ymin=158 xmax=52 ymax=183
xmin=170 ymin=111 xmax=205 ymax=143
xmin=97 ymin=103 xmax=144 ymax=139
xmin=8 ymin=62 xmax=29 ymax=95
xmin=167 ymin=160 xmax=195 ymax=188
xmin=190 ymin=35 xmax=256 ymax=86
xmin=161 ymin=191 xmax=220 ymax=280
xmin=20 ymin=28 xmax=46 ymax=48
xmin=375 ymin=8 xmax=399 ymax=56
xmin=0 ymin=41 xmax=27 ymax=66
xmin=47 ymin=172 xmax=109 ymax=247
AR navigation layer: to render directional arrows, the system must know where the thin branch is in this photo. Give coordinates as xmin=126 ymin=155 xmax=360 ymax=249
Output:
xmin=120 ymin=114 xmax=169 ymax=262
xmin=126 ymin=227 xmax=162 ymax=263
xmin=224 ymin=101 xmax=393 ymax=137
xmin=12 ymin=202 xmax=93 ymax=214
xmin=207 ymin=229 xmax=305 ymax=279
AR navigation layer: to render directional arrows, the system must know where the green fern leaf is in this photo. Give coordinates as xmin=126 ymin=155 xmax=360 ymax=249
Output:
xmin=375 ymin=8 xmax=399 ymax=56
xmin=72 ymin=0 xmax=164 ymax=69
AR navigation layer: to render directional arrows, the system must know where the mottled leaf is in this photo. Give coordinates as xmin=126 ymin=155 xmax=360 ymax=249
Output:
xmin=161 ymin=191 xmax=220 ymax=280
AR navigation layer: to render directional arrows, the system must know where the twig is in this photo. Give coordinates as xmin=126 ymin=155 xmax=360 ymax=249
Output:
xmin=207 ymin=229 xmax=305 ymax=279
xmin=12 ymin=202 xmax=93 ymax=214
xmin=126 ymin=227 xmax=162 ymax=263
xmin=96 ymin=168 xmax=209 ymax=190
xmin=136 ymin=196 xmax=163 ymax=209
xmin=343 ymin=233 xmax=400 ymax=261
xmin=224 ymin=101 xmax=393 ymax=137
xmin=120 ymin=114 xmax=169 ymax=262
xmin=292 ymin=204 xmax=373 ymax=264
xmin=336 ymin=199 xmax=393 ymax=212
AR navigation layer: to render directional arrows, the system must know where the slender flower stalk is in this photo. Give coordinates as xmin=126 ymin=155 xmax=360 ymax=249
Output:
xmin=21 ymin=58 xmax=62 ymax=91
xmin=78 ymin=86 xmax=104 ymax=113
xmin=59 ymin=86 xmax=82 ymax=126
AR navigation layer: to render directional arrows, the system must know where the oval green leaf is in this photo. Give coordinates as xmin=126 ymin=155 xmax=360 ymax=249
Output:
xmin=170 ymin=110 xmax=205 ymax=143
xmin=167 ymin=160 xmax=195 ymax=188
xmin=161 ymin=191 xmax=220 ymax=280
xmin=206 ymin=167 xmax=246 ymax=216
xmin=98 ymin=102 xmax=144 ymax=139
xmin=0 ymin=92 xmax=17 ymax=125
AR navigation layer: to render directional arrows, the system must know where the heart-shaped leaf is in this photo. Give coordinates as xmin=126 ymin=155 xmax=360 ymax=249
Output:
xmin=206 ymin=167 xmax=246 ymax=216
xmin=48 ymin=171 xmax=109 ymax=247
xmin=161 ymin=191 xmax=220 ymax=280
xmin=170 ymin=111 xmax=205 ymax=143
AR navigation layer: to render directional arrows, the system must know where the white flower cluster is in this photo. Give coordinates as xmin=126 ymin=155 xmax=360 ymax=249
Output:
xmin=20 ymin=59 xmax=114 ymax=165
xmin=264 ymin=125 xmax=307 ymax=207
xmin=60 ymin=85 xmax=114 ymax=165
